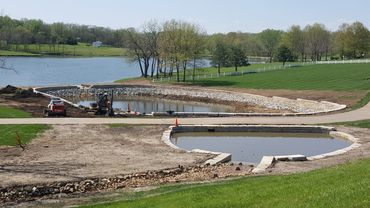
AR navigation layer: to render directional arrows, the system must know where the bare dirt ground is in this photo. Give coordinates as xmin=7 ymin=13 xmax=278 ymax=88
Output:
xmin=0 ymin=124 xmax=253 ymax=206
xmin=0 ymin=93 xmax=94 ymax=118
xmin=0 ymin=125 xmax=212 ymax=187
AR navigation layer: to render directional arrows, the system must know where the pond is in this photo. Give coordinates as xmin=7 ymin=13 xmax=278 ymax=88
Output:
xmin=0 ymin=57 xmax=141 ymax=87
xmin=171 ymin=132 xmax=352 ymax=163
xmin=74 ymin=96 xmax=232 ymax=113
xmin=0 ymin=57 xmax=211 ymax=87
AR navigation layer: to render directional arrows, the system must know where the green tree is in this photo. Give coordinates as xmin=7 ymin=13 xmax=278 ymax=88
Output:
xmin=283 ymin=25 xmax=306 ymax=61
xmin=211 ymin=41 xmax=230 ymax=75
xmin=277 ymin=45 xmax=294 ymax=66
xmin=259 ymin=29 xmax=282 ymax=63
xmin=337 ymin=22 xmax=370 ymax=58
xmin=230 ymin=45 xmax=248 ymax=71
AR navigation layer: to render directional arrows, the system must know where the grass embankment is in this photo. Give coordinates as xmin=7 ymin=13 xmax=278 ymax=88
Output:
xmin=81 ymin=156 xmax=370 ymax=208
xmin=0 ymin=50 xmax=41 ymax=57
xmin=190 ymin=63 xmax=370 ymax=91
xmin=0 ymin=43 xmax=126 ymax=57
xmin=0 ymin=106 xmax=32 ymax=118
xmin=0 ymin=124 xmax=49 ymax=146
xmin=336 ymin=119 xmax=370 ymax=128
xmin=114 ymin=63 xmax=283 ymax=83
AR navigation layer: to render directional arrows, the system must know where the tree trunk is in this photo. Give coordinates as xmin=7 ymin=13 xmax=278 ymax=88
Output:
xmin=150 ymin=58 xmax=156 ymax=77
xmin=176 ymin=63 xmax=180 ymax=82
xmin=192 ymin=58 xmax=196 ymax=82
xmin=182 ymin=61 xmax=187 ymax=82
xmin=138 ymin=58 xmax=144 ymax=76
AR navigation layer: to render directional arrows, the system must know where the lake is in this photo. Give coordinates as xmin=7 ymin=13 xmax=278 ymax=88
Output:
xmin=0 ymin=57 xmax=142 ymax=87
xmin=0 ymin=57 xmax=211 ymax=87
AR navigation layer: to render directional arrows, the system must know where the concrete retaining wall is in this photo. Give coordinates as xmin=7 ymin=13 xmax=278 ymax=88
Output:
xmin=162 ymin=125 xmax=361 ymax=173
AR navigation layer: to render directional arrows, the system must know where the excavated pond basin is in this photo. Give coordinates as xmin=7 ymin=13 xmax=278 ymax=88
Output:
xmin=170 ymin=132 xmax=352 ymax=163
xmin=73 ymin=96 xmax=233 ymax=113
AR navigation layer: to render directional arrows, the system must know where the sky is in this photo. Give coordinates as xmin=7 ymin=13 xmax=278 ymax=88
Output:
xmin=0 ymin=0 xmax=369 ymax=34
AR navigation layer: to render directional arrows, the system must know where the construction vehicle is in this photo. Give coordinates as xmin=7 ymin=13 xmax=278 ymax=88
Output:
xmin=44 ymin=97 xmax=67 ymax=116
xmin=90 ymin=91 xmax=114 ymax=116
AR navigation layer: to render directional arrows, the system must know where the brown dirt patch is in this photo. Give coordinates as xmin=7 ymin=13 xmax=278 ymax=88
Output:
xmin=0 ymin=124 xmax=212 ymax=187
xmin=0 ymin=93 xmax=94 ymax=117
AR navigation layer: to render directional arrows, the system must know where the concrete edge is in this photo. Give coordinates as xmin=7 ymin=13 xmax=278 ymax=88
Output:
xmin=161 ymin=125 xmax=360 ymax=173
xmin=161 ymin=126 xmax=232 ymax=165
xmin=307 ymin=131 xmax=361 ymax=160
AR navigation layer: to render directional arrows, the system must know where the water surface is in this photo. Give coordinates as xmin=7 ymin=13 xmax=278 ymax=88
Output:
xmin=75 ymin=97 xmax=232 ymax=113
xmin=171 ymin=132 xmax=351 ymax=163
xmin=0 ymin=57 xmax=141 ymax=86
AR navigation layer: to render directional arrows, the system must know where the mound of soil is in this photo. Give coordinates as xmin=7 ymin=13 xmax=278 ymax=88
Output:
xmin=0 ymin=85 xmax=18 ymax=94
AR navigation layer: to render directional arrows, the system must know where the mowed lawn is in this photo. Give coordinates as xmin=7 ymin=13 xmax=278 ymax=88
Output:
xmin=192 ymin=63 xmax=370 ymax=91
xmin=0 ymin=124 xmax=49 ymax=146
xmin=0 ymin=106 xmax=32 ymax=118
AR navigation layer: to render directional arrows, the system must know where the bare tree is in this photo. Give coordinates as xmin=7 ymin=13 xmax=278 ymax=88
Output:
xmin=304 ymin=23 xmax=331 ymax=61
xmin=259 ymin=29 xmax=282 ymax=63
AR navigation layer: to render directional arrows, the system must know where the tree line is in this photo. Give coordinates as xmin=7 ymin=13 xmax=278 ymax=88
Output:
xmin=126 ymin=20 xmax=370 ymax=80
xmin=1 ymin=16 xmax=369 ymax=79
xmin=0 ymin=15 xmax=130 ymax=53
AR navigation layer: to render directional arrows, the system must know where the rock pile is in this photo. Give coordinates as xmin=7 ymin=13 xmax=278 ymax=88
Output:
xmin=0 ymin=163 xmax=251 ymax=204
xmin=40 ymin=85 xmax=346 ymax=114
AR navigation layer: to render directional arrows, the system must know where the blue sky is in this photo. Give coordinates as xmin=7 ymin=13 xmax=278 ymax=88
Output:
xmin=1 ymin=0 xmax=369 ymax=34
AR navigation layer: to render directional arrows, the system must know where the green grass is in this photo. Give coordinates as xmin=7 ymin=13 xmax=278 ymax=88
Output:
xmin=192 ymin=62 xmax=283 ymax=76
xmin=0 ymin=43 xmax=127 ymax=57
xmin=0 ymin=106 xmax=32 ymax=118
xmin=190 ymin=63 xmax=370 ymax=91
xmin=115 ymin=76 xmax=147 ymax=83
xmin=351 ymin=92 xmax=370 ymax=110
xmin=335 ymin=119 xmax=370 ymax=129
xmin=0 ymin=50 xmax=41 ymax=57
xmin=80 ymin=157 xmax=370 ymax=208
xmin=0 ymin=124 xmax=49 ymax=146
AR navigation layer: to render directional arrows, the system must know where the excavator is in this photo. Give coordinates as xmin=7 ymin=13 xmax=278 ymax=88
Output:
xmin=90 ymin=91 xmax=114 ymax=116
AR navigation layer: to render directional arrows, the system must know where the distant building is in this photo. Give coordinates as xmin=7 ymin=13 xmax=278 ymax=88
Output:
xmin=92 ymin=41 xmax=103 ymax=47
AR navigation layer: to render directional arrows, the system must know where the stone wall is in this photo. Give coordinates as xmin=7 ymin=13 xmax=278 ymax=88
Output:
xmin=35 ymin=85 xmax=346 ymax=115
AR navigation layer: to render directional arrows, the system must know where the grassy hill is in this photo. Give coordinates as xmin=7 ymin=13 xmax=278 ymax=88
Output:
xmin=186 ymin=63 xmax=370 ymax=91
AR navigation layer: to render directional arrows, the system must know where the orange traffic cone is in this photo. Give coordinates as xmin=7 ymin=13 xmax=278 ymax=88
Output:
xmin=175 ymin=118 xmax=180 ymax=127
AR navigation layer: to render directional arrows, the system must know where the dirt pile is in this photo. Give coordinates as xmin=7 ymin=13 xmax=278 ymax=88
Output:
xmin=0 ymin=85 xmax=18 ymax=94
